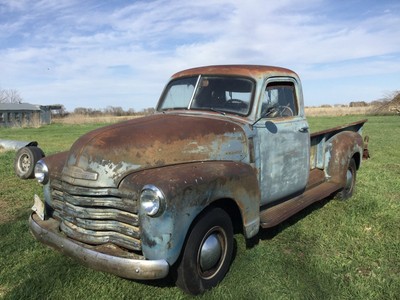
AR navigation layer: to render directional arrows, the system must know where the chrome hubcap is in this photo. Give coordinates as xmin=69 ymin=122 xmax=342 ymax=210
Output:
xmin=200 ymin=233 xmax=222 ymax=271
xmin=20 ymin=154 xmax=31 ymax=172
xmin=345 ymin=169 xmax=353 ymax=189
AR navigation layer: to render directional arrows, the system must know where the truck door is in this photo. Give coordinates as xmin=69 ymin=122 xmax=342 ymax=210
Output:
xmin=256 ymin=79 xmax=310 ymax=206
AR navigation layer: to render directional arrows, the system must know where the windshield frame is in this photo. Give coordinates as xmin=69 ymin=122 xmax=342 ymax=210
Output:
xmin=157 ymin=75 xmax=255 ymax=117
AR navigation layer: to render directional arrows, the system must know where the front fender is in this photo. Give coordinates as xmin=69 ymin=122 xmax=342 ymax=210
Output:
xmin=324 ymin=131 xmax=363 ymax=185
xmin=119 ymin=161 xmax=260 ymax=265
xmin=43 ymin=151 xmax=69 ymax=178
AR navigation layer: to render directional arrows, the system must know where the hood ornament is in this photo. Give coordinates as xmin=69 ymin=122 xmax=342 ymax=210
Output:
xmin=62 ymin=165 xmax=98 ymax=181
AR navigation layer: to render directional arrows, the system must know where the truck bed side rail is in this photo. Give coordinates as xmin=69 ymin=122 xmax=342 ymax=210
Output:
xmin=310 ymin=119 xmax=368 ymax=170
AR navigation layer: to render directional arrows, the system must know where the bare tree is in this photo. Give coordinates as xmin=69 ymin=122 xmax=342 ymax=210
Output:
xmin=73 ymin=107 xmax=102 ymax=116
xmin=127 ymin=108 xmax=136 ymax=115
xmin=104 ymin=106 xmax=125 ymax=116
xmin=74 ymin=107 xmax=89 ymax=115
xmin=0 ymin=90 xmax=5 ymax=103
xmin=0 ymin=88 xmax=23 ymax=103
xmin=141 ymin=107 xmax=155 ymax=115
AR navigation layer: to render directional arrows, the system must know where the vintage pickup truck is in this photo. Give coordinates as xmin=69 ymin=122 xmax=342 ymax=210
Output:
xmin=24 ymin=65 xmax=368 ymax=295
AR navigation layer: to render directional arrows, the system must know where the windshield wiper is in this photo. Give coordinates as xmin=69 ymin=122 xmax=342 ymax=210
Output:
xmin=210 ymin=108 xmax=226 ymax=115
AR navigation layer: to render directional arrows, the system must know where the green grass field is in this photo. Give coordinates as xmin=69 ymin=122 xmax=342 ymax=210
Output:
xmin=0 ymin=116 xmax=399 ymax=299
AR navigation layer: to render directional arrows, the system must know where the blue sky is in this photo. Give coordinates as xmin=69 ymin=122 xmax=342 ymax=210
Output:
xmin=1 ymin=0 xmax=399 ymax=111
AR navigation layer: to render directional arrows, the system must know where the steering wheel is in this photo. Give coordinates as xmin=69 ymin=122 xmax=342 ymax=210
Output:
xmin=278 ymin=105 xmax=293 ymax=117
xmin=265 ymin=104 xmax=293 ymax=118
xmin=225 ymin=99 xmax=247 ymax=107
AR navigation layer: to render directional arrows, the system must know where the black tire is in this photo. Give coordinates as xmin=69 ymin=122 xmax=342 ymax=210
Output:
xmin=14 ymin=146 xmax=45 ymax=179
xmin=175 ymin=207 xmax=233 ymax=295
xmin=336 ymin=158 xmax=357 ymax=200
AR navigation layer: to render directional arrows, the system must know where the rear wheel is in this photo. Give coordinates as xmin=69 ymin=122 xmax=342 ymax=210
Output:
xmin=14 ymin=146 xmax=45 ymax=179
xmin=337 ymin=158 xmax=357 ymax=200
xmin=175 ymin=207 xmax=233 ymax=295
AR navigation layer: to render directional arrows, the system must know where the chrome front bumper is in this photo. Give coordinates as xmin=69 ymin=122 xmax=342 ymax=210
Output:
xmin=29 ymin=213 xmax=169 ymax=280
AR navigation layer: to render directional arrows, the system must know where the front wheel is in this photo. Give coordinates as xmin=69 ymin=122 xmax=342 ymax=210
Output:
xmin=175 ymin=207 xmax=233 ymax=295
xmin=336 ymin=158 xmax=357 ymax=200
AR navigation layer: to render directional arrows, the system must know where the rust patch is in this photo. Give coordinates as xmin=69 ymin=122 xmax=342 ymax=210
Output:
xmin=326 ymin=131 xmax=363 ymax=185
xmin=171 ymin=65 xmax=298 ymax=80
xmin=64 ymin=114 xmax=248 ymax=187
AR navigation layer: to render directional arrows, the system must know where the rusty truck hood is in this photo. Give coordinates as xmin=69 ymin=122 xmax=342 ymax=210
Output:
xmin=61 ymin=113 xmax=249 ymax=187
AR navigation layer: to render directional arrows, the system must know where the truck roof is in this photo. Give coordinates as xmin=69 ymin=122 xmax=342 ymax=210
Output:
xmin=171 ymin=65 xmax=299 ymax=80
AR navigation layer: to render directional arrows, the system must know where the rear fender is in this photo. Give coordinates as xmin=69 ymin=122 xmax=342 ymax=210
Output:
xmin=324 ymin=131 xmax=363 ymax=185
xmin=120 ymin=161 xmax=260 ymax=265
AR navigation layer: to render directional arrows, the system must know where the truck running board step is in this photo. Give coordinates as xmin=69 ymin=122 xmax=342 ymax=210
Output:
xmin=260 ymin=182 xmax=341 ymax=228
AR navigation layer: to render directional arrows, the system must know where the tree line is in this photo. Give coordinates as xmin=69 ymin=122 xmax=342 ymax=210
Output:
xmin=71 ymin=106 xmax=155 ymax=117
xmin=1 ymin=88 xmax=155 ymax=117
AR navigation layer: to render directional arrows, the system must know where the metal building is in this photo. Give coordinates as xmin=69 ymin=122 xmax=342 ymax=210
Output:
xmin=0 ymin=103 xmax=61 ymax=127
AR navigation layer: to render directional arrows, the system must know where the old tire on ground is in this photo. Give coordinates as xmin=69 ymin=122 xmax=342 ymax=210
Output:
xmin=14 ymin=146 xmax=45 ymax=179
xmin=175 ymin=207 xmax=233 ymax=295
xmin=336 ymin=158 xmax=357 ymax=200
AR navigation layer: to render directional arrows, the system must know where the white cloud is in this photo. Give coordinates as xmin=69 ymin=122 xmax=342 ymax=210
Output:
xmin=0 ymin=0 xmax=399 ymax=110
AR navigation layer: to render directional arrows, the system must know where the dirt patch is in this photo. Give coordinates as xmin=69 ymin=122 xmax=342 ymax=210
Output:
xmin=0 ymin=199 xmax=13 ymax=224
xmin=0 ymin=285 xmax=11 ymax=298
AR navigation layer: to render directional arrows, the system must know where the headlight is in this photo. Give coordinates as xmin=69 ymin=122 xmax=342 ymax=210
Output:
xmin=34 ymin=160 xmax=49 ymax=184
xmin=140 ymin=185 xmax=165 ymax=217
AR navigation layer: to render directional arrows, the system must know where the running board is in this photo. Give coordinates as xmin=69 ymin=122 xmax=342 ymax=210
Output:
xmin=260 ymin=182 xmax=341 ymax=228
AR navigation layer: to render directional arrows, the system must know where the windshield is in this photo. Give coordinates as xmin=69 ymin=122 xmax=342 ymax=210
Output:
xmin=158 ymin=75 xmax=254 ymax=116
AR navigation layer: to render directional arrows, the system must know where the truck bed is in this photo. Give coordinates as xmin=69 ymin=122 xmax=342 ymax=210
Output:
xmin=310 ymin=119 xmax=368 ymax=170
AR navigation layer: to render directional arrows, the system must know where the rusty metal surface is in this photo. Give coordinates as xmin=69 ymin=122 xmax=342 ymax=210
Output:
xmin=325 ymin=130 xmax=364 ymax=186
xmin=50 ymin=178 xmax=141 ymax=251
xmin=43 ymin=151 xmax=69 ymax=177
xmin=260 ymin=181 xmax=341 ymax=228
xmin=61 ymin=114 xmax=250 ymax=188
xmin=305 ymin=168 xmax=326 ymax=190
xmin=309 ymin=119 xmax=367 ymax=172
xmin=38 ymin=102 xmax=259 ymax=267
xmin=255 ymin=116 xmax=310 ymax=205
xmin=171 ymin=65 xmax=298 ymax=80
xmin=42 ymin=153 xmax=260 ymax=266
xmin=119 ymin=161 xmax=260 ymax=264
xmin=29 ymin=213 xmax=169 ymax=280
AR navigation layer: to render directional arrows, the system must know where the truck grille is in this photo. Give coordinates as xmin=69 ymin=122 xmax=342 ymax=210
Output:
xmin=50 ymin=179 xmax=141 ymax=252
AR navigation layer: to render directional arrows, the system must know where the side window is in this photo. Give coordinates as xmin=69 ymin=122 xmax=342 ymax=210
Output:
xmin=262 ymin=81 xmax=298 ymax=118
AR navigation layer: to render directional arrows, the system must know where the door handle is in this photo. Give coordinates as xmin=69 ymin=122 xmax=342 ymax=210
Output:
xmin=298 ymin=126 xmax=309 ymax=133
